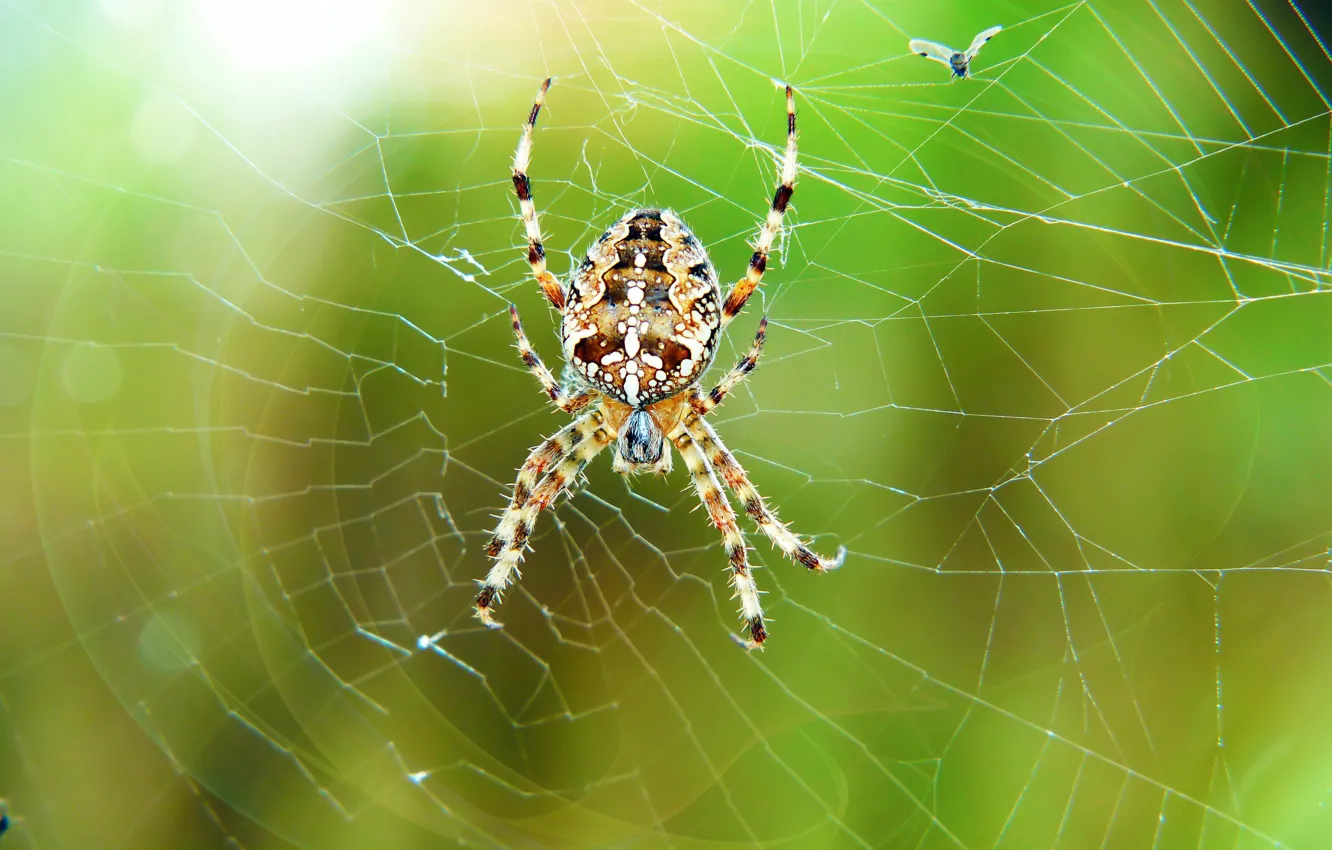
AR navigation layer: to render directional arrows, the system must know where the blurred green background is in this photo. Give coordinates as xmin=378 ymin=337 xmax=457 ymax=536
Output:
xmin=3 ymin=0 xmax=1332 ymax=847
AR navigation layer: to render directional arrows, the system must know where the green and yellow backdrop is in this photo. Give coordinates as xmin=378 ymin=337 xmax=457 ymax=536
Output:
xmin=3 ymin=0 xmax=1332 ymax=847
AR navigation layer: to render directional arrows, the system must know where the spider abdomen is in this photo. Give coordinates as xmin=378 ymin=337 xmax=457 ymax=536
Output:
xmin=563 ymin=208 xmax=721 ymax=408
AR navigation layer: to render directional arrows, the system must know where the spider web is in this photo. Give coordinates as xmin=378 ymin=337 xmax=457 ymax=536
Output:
xmin=3 ymin=0 xmax=1332 ymax=847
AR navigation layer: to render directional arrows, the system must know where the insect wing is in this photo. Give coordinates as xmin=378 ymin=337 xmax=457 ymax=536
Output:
xmin=909 ymin=38 xmax=956 ymax=67
xmin=966 ymin=25 xmax=1002 ymax=59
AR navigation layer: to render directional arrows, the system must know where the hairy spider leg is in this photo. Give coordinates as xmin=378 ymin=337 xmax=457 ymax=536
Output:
xmin=509 ymin=303 xmax=593 ymax=413
xmin=685 ymin=413 xmax=846 ymax=572
xmin=476 ymin=411 xmax=614 ymax=625
xmin=481 ymin=411 xmax=593 ymax=563
xmin=512 ymin=78 xmax=566 ymax=311
xmin=721 ymin=86 xmax=797 ymax=328
xmin=692 ymin=316 xmax=767 ymax=415
xmin=672 ymin=425 xmax=768 ymax=649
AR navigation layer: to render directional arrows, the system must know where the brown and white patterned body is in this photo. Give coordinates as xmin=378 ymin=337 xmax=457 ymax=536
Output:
xmin=563 ymin=209 xmax=721 ymax=409
xmin=467 ymin=80 xmax=845 ymax=651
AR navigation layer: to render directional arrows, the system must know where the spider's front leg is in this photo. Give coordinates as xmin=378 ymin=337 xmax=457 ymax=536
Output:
xmin=672 ymin=425 xmax=768 ymax=649
xmin=509 ymin=304 xmax=593 ymax=414
xmin=475 ymin=410 xmax=614 ymax=626
xmin=685 ymin=412 xmax=846 ymax=573
xmin=720 ymin=85 xmax=797 ymax=330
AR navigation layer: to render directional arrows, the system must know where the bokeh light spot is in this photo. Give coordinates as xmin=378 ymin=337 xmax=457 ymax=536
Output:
xmin=98 ymin=0 xmax=161 ymax=29
xmin=196 ymin=0 xmax=384 ymax=71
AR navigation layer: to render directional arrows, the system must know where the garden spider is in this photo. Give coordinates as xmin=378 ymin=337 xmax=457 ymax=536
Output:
xmin=475 ymin=78 xmax=845 ymax=649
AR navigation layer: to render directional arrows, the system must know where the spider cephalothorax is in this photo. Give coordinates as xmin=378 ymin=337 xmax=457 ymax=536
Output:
xmin=475 ymin=78 xmax=845 ymax=649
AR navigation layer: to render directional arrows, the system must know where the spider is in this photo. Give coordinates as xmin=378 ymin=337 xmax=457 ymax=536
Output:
xmin=474 ymin=78 xmax=845 ymax=649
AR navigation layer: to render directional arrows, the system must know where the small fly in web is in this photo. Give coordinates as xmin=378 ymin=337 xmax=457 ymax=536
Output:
xmin=909 ymin=25 xmax=1002 ymax=79
xmin=473 ymin=78 xmax=846 ymax=650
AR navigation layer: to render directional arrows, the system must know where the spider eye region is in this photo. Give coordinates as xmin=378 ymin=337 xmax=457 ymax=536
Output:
xmin=562 ymin=208 xmax=722 ymax=407
xmin=619 ymin=409 xmax=664 ymax=465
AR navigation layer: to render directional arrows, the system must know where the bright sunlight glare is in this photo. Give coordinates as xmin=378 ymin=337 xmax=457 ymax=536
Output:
xmin=197 ymin=0 xmax=384 ymax=71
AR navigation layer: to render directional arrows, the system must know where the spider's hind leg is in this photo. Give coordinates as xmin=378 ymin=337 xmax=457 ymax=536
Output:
xmin=720 ymin=86 xmax=797 ymax=330
xmin=512 ymin=78 xmax=566 ymax=311
xmin=692 ymin=316 xmax=767 ymax=415
xmin=509 ymin=303 xmax=593 ymax=414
